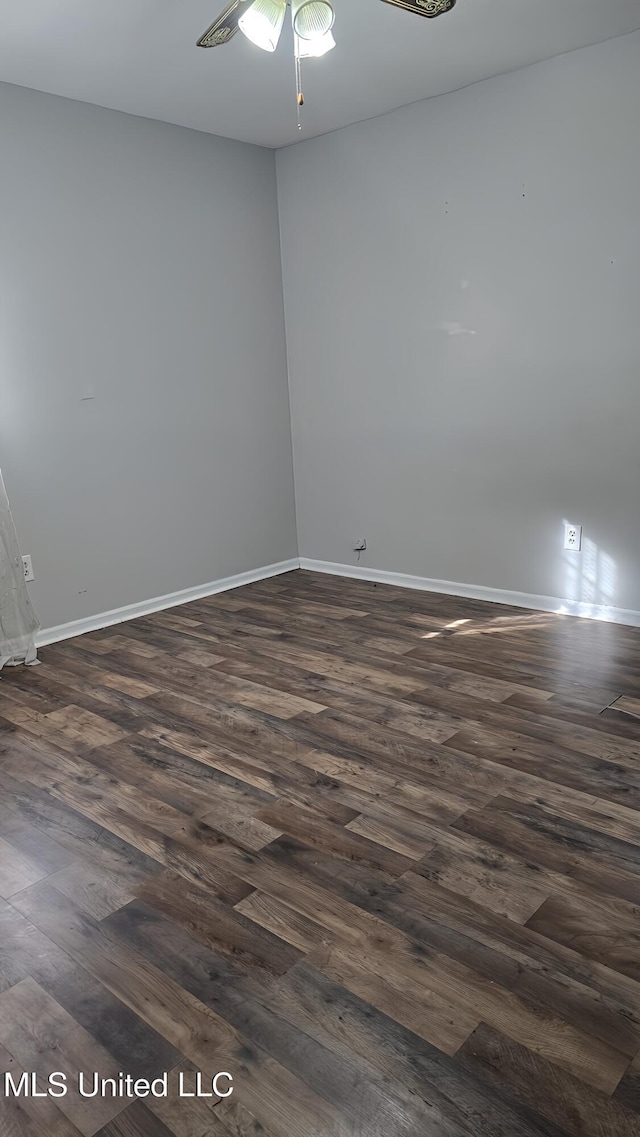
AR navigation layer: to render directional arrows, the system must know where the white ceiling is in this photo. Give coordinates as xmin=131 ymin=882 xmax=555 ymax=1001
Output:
xmin=1 ymin=1 xmax=639 ymax=148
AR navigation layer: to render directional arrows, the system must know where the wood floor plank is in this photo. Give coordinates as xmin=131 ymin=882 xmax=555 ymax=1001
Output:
xmin=10 ymin=886 xmax=380 ymax=1137
xmin=0 ymin=1041 xmax=84 ymax=1137
xmin=103 ymin=899 xmax=452 ymax=1137
xmin=212 ymin=1099 xmax=282 ymax=1137
xmin=136 ymin=871 xmax=300 ymax=982
xmin=294 ymin=747 xmax=486 ymax=821
xmin=95 ymin=1101 xmax=177 ymax=1137
xmin=6 ymin=702 xmax=129 ymax=752
xmin=234 ymin=890 xmax=332 ymax=955
xmin=382 ymin=871 xmax=640 ymax=1058
xmin=444 ymin=725 xmax=640 ymax=809
xmin=512 ymin=791 xmax=640 ymax=849
xmin=316 ymin=940 xmax=630 ymax=1094
xmin=610 ymin=695 xmax=640 ymax=719
xmin=9 ymin=882 xmax=238 ymax=1071
xmin=271 ymin=965 xmax=567 ymax=1137
xmin=408 ymin=675 xmax=640 ymax=762
xmin=0 ymin=742 xmax=188 ymax=850
xmin=616 ymin=1051 xmax=640 ymax=1119
xmin=0 ymin=978 xmax=129 ymax=1135
xmin=0 ymin=817 xmax=75 ymax=876
xmin=143 ymin=1063 xmax=231 ymax=1137
xmin=0 ymin=900 xmax=180 ymax=1077
xmin=345 ymin=809 xmax=439 ymax=859
xmin=255 ymin=797 xmax=415 ymax=878
xmin=0 ymin=835 xmax=50 ymax=898
xmin=46 ymin=859 xmax=145 ymax=920
xmin=455 ymin=797 xmax=640 ymax=903
xmin=526 ymin=892 xmax=640 ymax=982
xmin=412 ymin=834 xmax=554 ymax=923
xmin=307 ymin=938 xmax=481 ymax=1056
xmin=457 ymin=1023 xmax=640 ymax=1137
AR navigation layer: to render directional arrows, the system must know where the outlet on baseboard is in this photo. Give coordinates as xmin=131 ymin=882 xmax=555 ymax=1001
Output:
xmin=22 ymin=554 xmax=34 ymax=582
xmin=564 ymin=524 xmax=582 ymax=552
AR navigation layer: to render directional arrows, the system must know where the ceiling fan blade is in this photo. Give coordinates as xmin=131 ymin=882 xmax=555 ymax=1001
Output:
xmin=380 ymin=0 xmax=457 ymax=18
xmin=197 ymin=0 xmax=246 ymax=47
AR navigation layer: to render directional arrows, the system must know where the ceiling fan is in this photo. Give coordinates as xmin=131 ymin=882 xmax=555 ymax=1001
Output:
xmin=196 ymin=1 xmax=457 ymax=126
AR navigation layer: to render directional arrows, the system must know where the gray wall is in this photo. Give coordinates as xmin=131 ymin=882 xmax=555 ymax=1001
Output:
xmin=0 ymin=83 xmax=297 ymax=631
xmin=277 ymin=31 xmax=640 ymax=613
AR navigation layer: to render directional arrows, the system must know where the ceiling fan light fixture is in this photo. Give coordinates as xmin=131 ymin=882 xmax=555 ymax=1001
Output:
xmin=238 ymin=0 xmax=287 ymax=51
xmin=291 ymin=0 xmax=335 ymax=41
xmin=199 ymin=0 xmax=460 ymax=132
xmin=295 ymin=29 xmax=336 ymax=58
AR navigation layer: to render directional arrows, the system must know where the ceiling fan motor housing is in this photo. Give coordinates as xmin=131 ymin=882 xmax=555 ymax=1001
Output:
xmin=291 ymin=0 xmax=335 ymax=40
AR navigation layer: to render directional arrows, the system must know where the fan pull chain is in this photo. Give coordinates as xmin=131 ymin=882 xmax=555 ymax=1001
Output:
xmin=295 ymin=50 xmax=304 ymax=130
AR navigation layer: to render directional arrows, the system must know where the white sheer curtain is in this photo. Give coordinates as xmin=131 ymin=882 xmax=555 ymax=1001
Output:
xmin=0 ymin=469 xmax=40 ymax=671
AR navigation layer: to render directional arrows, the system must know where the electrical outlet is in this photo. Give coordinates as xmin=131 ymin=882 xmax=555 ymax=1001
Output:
xmin=564 ymin=524 xmax=582 ymax=552
xmin=353 ymin=538 xmax=367 ymax=552
xmin=22 ymin=554 xmax=35 ymax=582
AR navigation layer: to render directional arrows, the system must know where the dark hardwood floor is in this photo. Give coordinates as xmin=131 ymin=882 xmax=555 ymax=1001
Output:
xmin=1 ymin=568 xmax=639 ymax=1136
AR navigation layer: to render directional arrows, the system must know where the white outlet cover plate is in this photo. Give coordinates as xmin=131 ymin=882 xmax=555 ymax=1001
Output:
xmin=564 ymin=524 xmax=583 ymax=551
xmin=22 ymin=554 xmax=34 ymax=582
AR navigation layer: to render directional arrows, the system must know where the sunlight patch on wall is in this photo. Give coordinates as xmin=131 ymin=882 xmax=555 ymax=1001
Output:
xmin=562 ymin=523 xmax=616 ymax=609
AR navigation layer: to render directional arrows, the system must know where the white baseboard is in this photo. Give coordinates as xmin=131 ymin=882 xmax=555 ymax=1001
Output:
xmin=298 ymin=558 xmax=640 ymax=628
xmin=35 ymin=554 xmax=640 ymax=646
xmin=37 ymin=558 xmax=299 ymax=648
